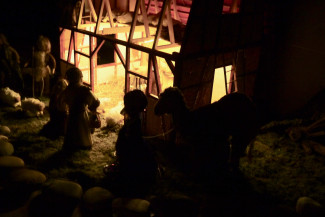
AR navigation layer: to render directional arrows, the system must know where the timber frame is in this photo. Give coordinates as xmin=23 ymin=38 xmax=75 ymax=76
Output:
xmin=59 ymin=0 xmax=264 ymax=136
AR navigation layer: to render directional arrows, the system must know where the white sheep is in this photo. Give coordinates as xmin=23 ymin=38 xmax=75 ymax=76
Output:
xmin=21 ymin=98 xmax=45 ymax=117
xmin=0 ymin=87 xmax=21 ymax=107
xmin=106 ymin=101 xmax=124 ymax=124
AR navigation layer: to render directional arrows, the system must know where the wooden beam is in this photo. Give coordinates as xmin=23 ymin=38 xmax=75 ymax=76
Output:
xmin=156 ymin=43 xmax=180 ymax=51
xmin=140 ymin=0 xmax=150 ymax=37
xmin=91 ymin=39 xmax=105 ymax=57
xmin=102 ymin=25 xmax=155 ymax=35
xmin=95 ymin=0 xmax=105 ymax=34
xmin=114 ymin=44 xmax=126 ymax=67
xmin=152 ymin=0 xmax=170 ymax=49
xmin=104 ymin=0 xmax=114 ymax=27
xmin=171 ymin=0 xmax=181 ymax=21
xmin=152 ymin=56 xmax=162 ymax=95
xmin=127 ymin=70 xmax=148 ymax=80
xmin=165 ymin=59 xmax=175 ymax=74
xmin=64 ymin=26 xmax=180 ymax=61
xmin=77 ymin=0 xmax=86 ymax=27
xmin=128 ymin=0 xmax=141 ymax=43
xmin=86 ymin=0 xmax=98 ymax=22
xmin=165 ymin=2 xmax=175 ymax=44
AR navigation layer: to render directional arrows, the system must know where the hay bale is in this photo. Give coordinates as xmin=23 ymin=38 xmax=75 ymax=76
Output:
xmin=112 ymin=198 xmax=150 ymax=217
xmin=0 ymin=140 xmax=14 ymax=156
xmin=28 ymin=179 xmax=83 ymax=217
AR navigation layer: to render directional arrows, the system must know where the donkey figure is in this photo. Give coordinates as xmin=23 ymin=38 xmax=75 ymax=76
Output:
xmin=154 ymin=87 xmax=258 ymax=177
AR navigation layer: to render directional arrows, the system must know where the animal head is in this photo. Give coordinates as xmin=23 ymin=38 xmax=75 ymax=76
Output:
xmin=154 ymin=87 xmax=187 ymax=116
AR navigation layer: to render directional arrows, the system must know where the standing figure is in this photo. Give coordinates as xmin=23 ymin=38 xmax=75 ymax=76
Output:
xmin=60 ymin=67 xmax=100 ymax=151
xmin=23 ymin=35 xmax=56 ymax=97
xmin=0 ymin=33 xmax=24 ymax=94
xmin=113 ymin=90 xmax=157 ymax=197
xmin=40 ymin=71 xmax=68 ymax=139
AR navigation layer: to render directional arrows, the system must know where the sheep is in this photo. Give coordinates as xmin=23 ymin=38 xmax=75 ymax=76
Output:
xmin=0 ymin=87 xmax=21 ymax=107
xmin=21 ymin=98 xmax=45 ymax=117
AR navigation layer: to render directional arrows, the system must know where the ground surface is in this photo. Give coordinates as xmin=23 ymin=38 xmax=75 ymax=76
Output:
xmin=1 ymin=97 xmax=325 ymax=216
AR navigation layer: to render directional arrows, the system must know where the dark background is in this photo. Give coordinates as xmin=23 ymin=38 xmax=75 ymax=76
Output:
xmin=0 ymin=0 xmax=61 ymax=64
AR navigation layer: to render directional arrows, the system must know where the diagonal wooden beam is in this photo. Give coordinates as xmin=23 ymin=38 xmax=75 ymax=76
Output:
xmin=95 ymin=0 xmax=105 ymax=34
xmin=165 ymin=2 xmax=175 ymax=43
xmin=86 ymin=0 xmax=98 ymax=22
xmin=152 ymin=0 xmax=171 ymax=49
xmin=77 ymin=0 xmax=85 ymax=27
xmin=104 ymin=0 xmax=114 ymax=27
xmin=114 ymin=44 xmax=126 ymax=68
xmin=140 ymin=0 xmax=150 ymax=37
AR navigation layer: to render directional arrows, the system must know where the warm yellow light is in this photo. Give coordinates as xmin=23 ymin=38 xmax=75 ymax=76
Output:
xmin=211 ymin=65 xmax=232 ymax=103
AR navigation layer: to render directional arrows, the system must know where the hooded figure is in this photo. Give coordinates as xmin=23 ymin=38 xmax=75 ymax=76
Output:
xmin=113 ymin=89 xmax=157 ymax=197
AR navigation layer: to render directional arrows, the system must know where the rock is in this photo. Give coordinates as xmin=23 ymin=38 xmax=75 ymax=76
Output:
xmin=8 ymin=168 xmax=47 ymax=188
xmin=0 ymin=168 xmax=46 ymax=214
xmin=83 ymin=187 xmax=114 ymax=216
xmin=296 ymin=196 xmax=325 ymax=217
xmin=0 ymin=125 xmax=11 ymax=136
xmin=28 ymin=179 xmax=83 ymax=217
xmin=0 ymin=156 xmax=24 ymax=168
xmin=0 ymin=140 xmax=14 ymax=156
xmin=0 ymin=135 xmax=8 ymax=140
xmin=112 ymin=198 xmax=150 ymax=217
xmin=0 ymin=190 xmax=40 ymax=214
xmin=0 ymin=156 xmax=24 ymax=180
xmin=82 ymin=186 xmax=115 ymax=217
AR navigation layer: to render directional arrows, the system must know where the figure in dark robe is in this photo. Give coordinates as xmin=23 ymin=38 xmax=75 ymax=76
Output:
xmin=40 ymin=71 xmax=68 ymax=139
xmin=112 ymin=89 xmax=158 ymax=197
xmin=60 ymin=67 xmax=100 ymax=151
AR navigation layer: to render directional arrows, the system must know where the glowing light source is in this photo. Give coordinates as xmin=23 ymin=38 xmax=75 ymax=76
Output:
xmin=211 ymin=65 xmax=233 ymax=103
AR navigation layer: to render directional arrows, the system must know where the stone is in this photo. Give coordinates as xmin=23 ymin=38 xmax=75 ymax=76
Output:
xmin=82 ymin=186 xmax=115 ymax=217
xmin=0 ymin=156 xmax=25 ymax=181
xmin=0 ymin=140 xmax=14 ymax=156
xmin=296 ymin=196 xmax=325 ymax=217
xmin=0 ymin=156 xmax=24 ymax=168
xmin=0 ymin=169 xmax=45 ymax=214
xmin=0 ymin=125 xmax=11 ymax=136
xmin=0 ymin=135 xmax=8 ymax=140
xmin=28 ymin=179 xmax=83 ymax=217
xmin=112 ymin=198 xmax=150 ymax=217
xmin=8 ymin=168 xmax=47 ymax=187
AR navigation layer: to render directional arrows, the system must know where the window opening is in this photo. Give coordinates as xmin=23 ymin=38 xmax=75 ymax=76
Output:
xmin=211 ymin=65 xmax=237 ymax=103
